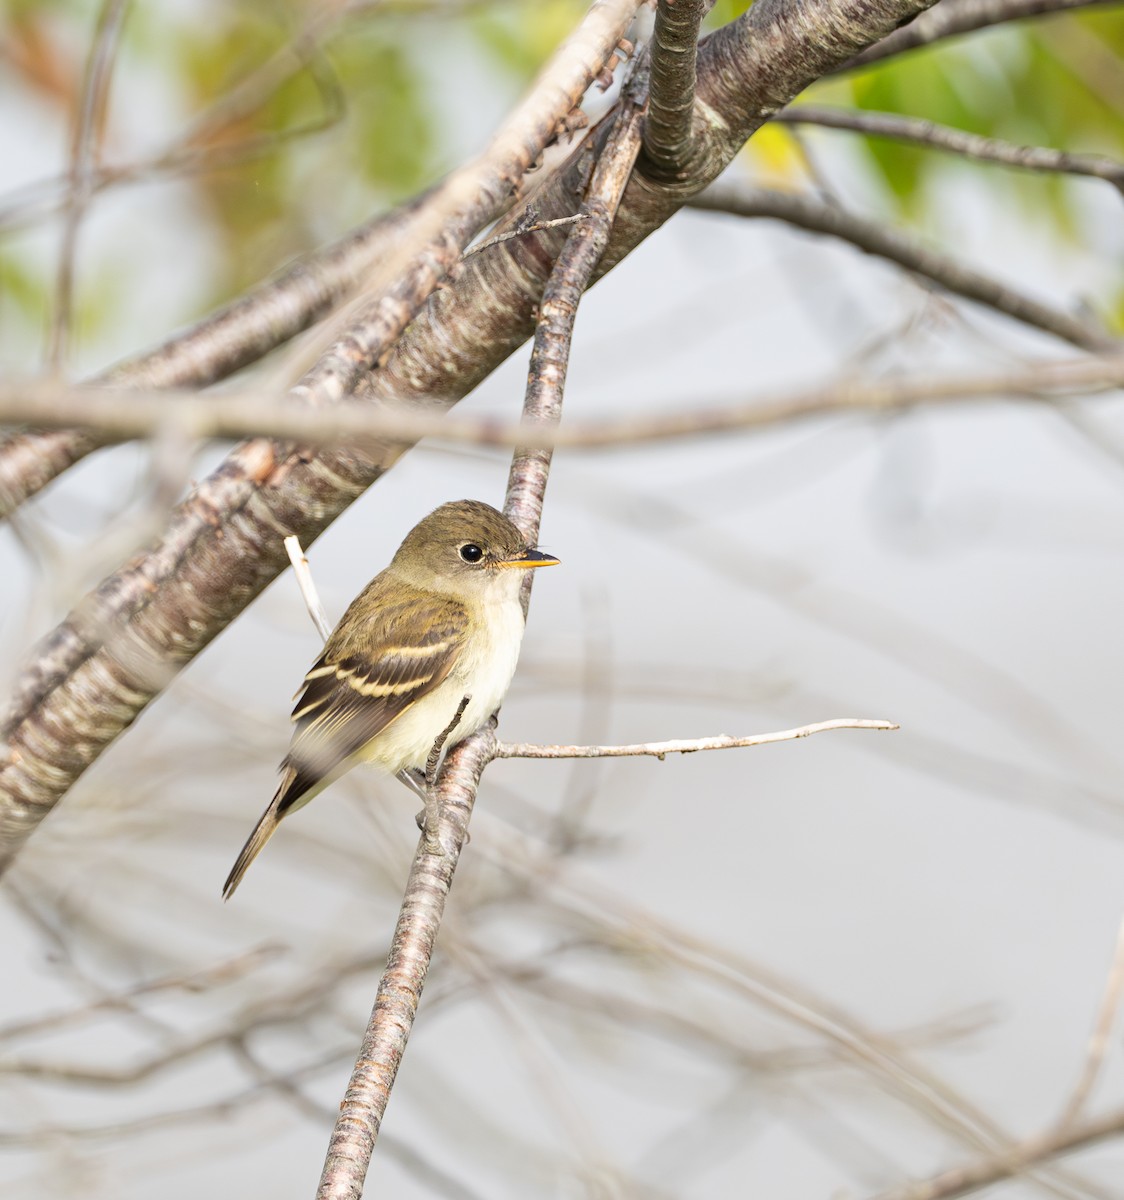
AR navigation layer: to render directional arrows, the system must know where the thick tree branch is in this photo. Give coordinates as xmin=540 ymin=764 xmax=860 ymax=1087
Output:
xmin=0 ymin=0 xmax=938 ymax=869
xmin=495 ymin=718 xmax=898 ymax=759
xmin=313 ymin=90 xmax=646 ymax=1200
xmin=642 ymin=0 xmax=708 ymax=180
xmin=777 ymin=105 xmax=1124 ymax=191
xmin=690 ymin=180 xmax=1119 ymax=352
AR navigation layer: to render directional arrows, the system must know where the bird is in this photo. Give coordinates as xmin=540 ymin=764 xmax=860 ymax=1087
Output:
xmin=222 ymin=499 xmax=559 ymax=899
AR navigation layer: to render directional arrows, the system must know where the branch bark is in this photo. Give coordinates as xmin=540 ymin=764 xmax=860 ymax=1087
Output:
xmin=0 ymin=0 xmax=939 ymax=869
xmin=776 ymin=105 xmax=1124 ymax=191
xmin=313 ymin=87 xmax=646 ymax=1200
xmin=642 ymin=0 xmax=708 ymax=180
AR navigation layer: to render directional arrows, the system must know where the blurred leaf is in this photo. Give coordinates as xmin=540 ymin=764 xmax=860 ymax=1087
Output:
xmin=742 ymin=121 xmax=810 ymax=186
xmin=706 ymin=0 xmax=753 ymax=27
xmin=472 ymin=0 xmax=584 ymax=79
xmin=329 ymin=33 xmax=434 ymax=193
xmin=0 ymin=250 xmax=43 ymax=321
xmin=832 ymin=14 xmax=1124 ymax=232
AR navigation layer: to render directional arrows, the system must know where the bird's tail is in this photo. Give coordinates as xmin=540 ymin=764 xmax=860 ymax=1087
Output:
xmin=223 ymin=772 xmax=294 ymax=900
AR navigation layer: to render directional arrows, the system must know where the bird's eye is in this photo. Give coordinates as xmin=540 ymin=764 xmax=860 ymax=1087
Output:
xmin=459 ymin=543 xmax=484 ymax=563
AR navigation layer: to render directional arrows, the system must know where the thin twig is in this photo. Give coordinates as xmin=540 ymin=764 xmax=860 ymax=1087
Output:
xmin=867 ymin=1103 xmax=1124 ymax=1200
xmin=690 ymin=181 xmax=1118 ymax=352
xmin=4 ymin=353 xmax=1124 ymax=450
xmin=494 ymin=718 xmax=899 ymax=759
xmin=284 ymin=535 xmax=332 ymax=641
xmin=48 ymin=0 xmax=131 ymax=369
xmin=839 ymin=0 xmax=1118 ymax=71
xmin=776 ymin=105 xmax=1124 ymax=191
xmin=1057 ymin=912 xmax=1124 ymax=1126
xmin=462 ymin=213 xmax=588 ymax=258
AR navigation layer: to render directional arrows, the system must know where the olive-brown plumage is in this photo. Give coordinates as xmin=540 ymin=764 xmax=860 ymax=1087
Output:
xmin=222 ymin=500 xmax=558 ymax=899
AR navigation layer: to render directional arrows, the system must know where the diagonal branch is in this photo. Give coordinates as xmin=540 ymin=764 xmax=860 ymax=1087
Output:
xmin=0 ymin=0 xmax=939 ymax=871
xmin=690 ymin=180 xmax=1119 ymax=352
xmin=867 ymin=1103 xmax=1124 ymax=1200
xmin=775 ymin=105 xmax=1124 ymax=192
xmin=313 ymin=90 xmax=646 ymax=1200
xmin=839 ymin=0 xmax=1119 ymax=71
xmin=643 ymin=0 xmax=708 ymax=180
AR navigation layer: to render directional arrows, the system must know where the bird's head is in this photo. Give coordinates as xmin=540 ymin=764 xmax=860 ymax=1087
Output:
xmin=391 ymin=499 xmax=559 ymax=597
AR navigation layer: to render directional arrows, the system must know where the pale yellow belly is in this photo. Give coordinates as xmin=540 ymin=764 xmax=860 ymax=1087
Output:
xmin=359 ymin=598 xmax=525 ymax=775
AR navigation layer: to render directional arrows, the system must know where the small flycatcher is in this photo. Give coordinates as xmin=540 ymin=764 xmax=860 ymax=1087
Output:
xmin=223 ymin=499 xmax=558 ymax=898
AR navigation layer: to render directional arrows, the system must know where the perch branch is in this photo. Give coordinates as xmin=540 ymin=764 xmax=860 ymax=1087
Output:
xmin=314 ymin=89 xmax=645 ymax=1200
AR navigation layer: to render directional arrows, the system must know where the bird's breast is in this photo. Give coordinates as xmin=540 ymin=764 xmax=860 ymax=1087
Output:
xmin=366 ymin=598 xmax=526 ymax=774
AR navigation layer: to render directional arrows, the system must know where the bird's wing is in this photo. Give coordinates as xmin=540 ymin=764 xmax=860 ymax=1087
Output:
xmin=278 ymin=590 xmax=469 ymax=813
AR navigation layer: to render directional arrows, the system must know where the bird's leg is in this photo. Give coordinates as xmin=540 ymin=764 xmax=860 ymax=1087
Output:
xmin=397 ymin=768 xmax=429 ymax=802
xmin=418 ymin=694 xmax=472 ymax=852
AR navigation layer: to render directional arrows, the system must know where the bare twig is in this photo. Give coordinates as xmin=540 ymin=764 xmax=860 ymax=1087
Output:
xmin=839 ymin=0 xmax=1119 ymax=71
xmin=314 ymin=89 xmax=646 ymax=1200
xmin=690 ymin=180 xmax=1119 ymax=352
xmin=494 ymin=717 xmax=898 ymax=760
xmin=644 ymin=0 xmax=708 ymax=179
xmin=776 ymin=105 xmax=1124 ymax=191
xmin=284 ymin=535 xmax=333 ymax=642
xmin=1057 ymin=913 xmax=1124 ymax=1126
xmin=462 ymin=213 xmax=587 ymax=258
xmin=3 ymin=354 xmax=1124 ymax=450
xmin=47 ymin=0 xmax=130 ymax=370
xmin=867 ymin=1104 xmax=1124 ymax=1200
